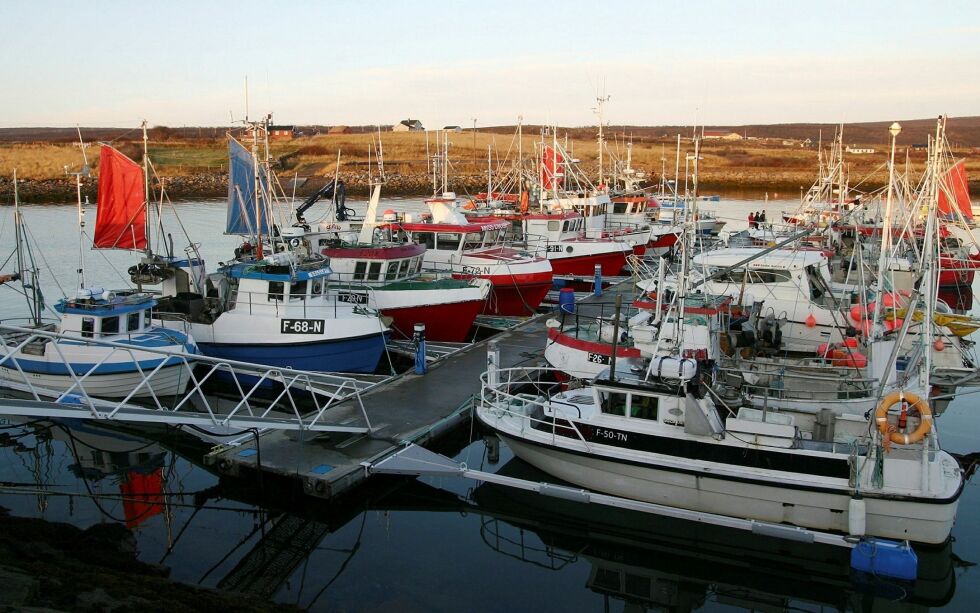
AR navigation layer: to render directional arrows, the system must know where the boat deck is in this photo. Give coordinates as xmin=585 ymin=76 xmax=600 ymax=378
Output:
xmin=206 ymin=280 xmax=638 ymax=499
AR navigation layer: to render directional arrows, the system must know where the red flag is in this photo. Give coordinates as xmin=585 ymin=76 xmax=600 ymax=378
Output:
xmin=542 ymin=146 xmax=565 ymax=190
xmin=938 ymin=160 xmax=972 ymax=222
xmin=93 ymin=145 xmax=147 ymax=249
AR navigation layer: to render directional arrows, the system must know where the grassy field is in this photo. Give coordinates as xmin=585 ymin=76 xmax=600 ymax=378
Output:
xmin=1 ymin=129 xmax=977 ymax=195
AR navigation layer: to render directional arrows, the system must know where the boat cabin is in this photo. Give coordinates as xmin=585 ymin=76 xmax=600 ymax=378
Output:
xmin=397 ymin=219 xmax=510 ymax=254
xmin=321 ymin=243 xmax=427 ymax=286
xmin=55 ymin=290 xmax=155 ymax=339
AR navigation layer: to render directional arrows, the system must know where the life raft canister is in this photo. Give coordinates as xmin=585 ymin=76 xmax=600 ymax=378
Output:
xmin=875 ymin=391 xmax=933 ymax=447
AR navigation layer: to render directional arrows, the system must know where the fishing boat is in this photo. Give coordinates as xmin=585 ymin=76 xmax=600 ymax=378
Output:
xmin=296 ymin=182 xmax=491 ymax=342
xmin=392 ymin=196 xmax=553 ymax=317
xmin=0 ymin=162 xmax=198 ymax=398
xmin=153 ymin=134 xmax=388 ymax=373
xmin=477 ymin=362 xmax=961 ymax=544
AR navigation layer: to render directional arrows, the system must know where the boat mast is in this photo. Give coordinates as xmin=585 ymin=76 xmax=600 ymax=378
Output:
xmin=872 ymin=122 xmax=901 ymax=333
xmin=73 ymin=127 xmax=89 ymax=290
xmin=12 ymin=171 xmax=42 ymax=326
xmin=251 ymin=117 xmax=264 ymax=260
xmin=142 ymin=120 xmax=152 ymax=257
xmin=920 ymin=117 xmax=945 ymax=390
xmin=595 ymin=93 xmax=609 ymax=188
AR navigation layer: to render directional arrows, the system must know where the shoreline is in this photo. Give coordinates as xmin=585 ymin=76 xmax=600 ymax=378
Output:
xmin=5 ymin=172 xmax=973 ymax=205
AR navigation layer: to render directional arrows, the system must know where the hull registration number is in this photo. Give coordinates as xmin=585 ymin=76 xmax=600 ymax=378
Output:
xmin=281 ymin=319 xmax=325 ymax=334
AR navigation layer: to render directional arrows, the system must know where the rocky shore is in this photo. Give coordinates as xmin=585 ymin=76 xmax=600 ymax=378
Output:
xmin=2 ymin=170 xmax=976 ymax=204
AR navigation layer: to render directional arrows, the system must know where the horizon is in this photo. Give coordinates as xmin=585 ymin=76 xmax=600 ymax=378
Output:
xmin=2 ymin=1 xmax=979 ymax=129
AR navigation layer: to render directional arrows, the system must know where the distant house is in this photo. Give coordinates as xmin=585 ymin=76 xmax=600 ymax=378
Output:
xmin=327 ymin=125 xmax=350 ymax=135
xmin=703 ymin=130 xmax=742 ymax=140
xmin=443 ymin=125 xmax=463 ymax=133
xmin=845 ymin=146 xmax=876 ymax=155
xmin=269 ymin=125 xmax=296 ymax=140
xmin=393 ymin=119 xmax=424 ymax=132
xmin=802 ymin=138 xmax=813 ymax=148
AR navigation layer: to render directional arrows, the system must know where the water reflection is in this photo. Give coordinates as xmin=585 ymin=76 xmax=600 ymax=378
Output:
xmin=0 ymin=417 xmax=972 ymax=611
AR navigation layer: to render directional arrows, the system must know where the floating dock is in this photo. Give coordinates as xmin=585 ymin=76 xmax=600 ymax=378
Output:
xmin=205 ymin=281 xmax=637 ymax=499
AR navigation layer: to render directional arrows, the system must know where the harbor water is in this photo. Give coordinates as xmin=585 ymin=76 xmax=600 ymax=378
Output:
xmin=0 ymin=196 xmax=977 ymax=611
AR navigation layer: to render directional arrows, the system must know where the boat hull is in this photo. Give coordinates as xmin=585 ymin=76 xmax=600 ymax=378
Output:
xmin=0 ymin=359 xmax=193 ymax=398
xmin=197 ymin=332 xmax=386 ymax=374
xmin=549 ymin=250 xmax=628 ymax=277
xmin=477 ymin=276 xmax=553 ymax=316
xmin=498 ymin=432 xmax=958 ymax=544
xmin=382 ymin=299 xmax=485 ymax=341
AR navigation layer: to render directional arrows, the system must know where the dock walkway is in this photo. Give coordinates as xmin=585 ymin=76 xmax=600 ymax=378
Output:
xmin=206 ymin=280 xmax=638 ymax=499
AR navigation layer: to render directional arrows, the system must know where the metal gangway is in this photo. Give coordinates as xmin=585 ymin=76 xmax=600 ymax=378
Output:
xmin=0 ymin=323 xmax=390 ymax=440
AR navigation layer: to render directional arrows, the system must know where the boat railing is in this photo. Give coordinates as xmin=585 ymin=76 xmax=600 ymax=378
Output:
xmin=480 ymin=366 xmax=593 ymax=451
xmin=232 ymin=288 xmax=348 ymax=319
xmin=718 ymin=365 xmax=880 ymax=401
xmin=0 ymin=323 xmax=381 ymax=435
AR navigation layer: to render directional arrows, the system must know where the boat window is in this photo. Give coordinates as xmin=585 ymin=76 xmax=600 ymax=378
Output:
xmin=101 ymin=315 xmax=120 ymax=336
xmin=547 ymin=220 xmax=560 ymax=232
xmin=712 ymin=268 xmax=745 ymax=284
xmin=311 ymin=279 xmax=323 ymax=295
xmin=805 ymin=265 xmax=826 ymax=299
xmin=385 ymin=262 xmax=399 ymax=281
xmin=81 ymin=317 xmax=95 ymax=338
xmin=630 ymin=394 xmax=659 ymax=420
xmin=398 ymin=259 xmax=411 ymax=277
xmin=289 ymin=280 xmax=307 ymax=301
xmin=415 ymin=257 xmax=423 ymax=273
xmin=144 ymin=310 xmax=151 ymax=327
xmin=436 ymin=233 xmax=461 ymax=250
xmin=127 ymin=311 xmax=140 ymax=332
xmin=417 ymin=232 xmax=435 ymax=249
xmin=464 ymin=232 xmax=483 ymax=249
xmin=600 ymin=391 xmax=628 ymax=416
xmin=561 ymin=221 xmax=570 ymax=232
xmin=353 ymin=261 xmax=367 ymax=280
xmin=367 ymin=261 xmax=382 ymax=281
xmin=268 ymin=281 xmax=284 ymax=301
xmin=613 ymin=203 xmax=628 ymax=214
xmin=746 ymin=268 xmax=791 ymax=283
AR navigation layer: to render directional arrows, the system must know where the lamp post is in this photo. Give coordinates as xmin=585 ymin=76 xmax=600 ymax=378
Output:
xmin=873 ymin=122 xmax=901 ymax=333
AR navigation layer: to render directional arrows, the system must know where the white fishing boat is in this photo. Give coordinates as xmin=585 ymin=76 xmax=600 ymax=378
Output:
xmin=153 ymin=132 xmax=388 ymax=373
xmin=0 ymin=164 xmax=198 ymax=398
xmin=477 ymin=363 xmax=961 ymax=544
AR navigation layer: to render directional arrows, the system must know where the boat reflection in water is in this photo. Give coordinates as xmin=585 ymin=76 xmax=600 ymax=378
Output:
xmin=470 ymin=457 xmax=958 ymax=612
xmin=0 ymin=417 xmax=966 ymax=611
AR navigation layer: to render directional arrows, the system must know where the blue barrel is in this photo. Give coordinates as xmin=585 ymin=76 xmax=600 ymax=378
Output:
xmin=559 ymin=288 xmax=576 ymax=314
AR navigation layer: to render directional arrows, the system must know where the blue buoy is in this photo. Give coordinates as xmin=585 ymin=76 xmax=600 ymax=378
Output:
xmin=850 ymin=538 xmax=918 ymax=581
xmin=413 ymin=323 xmax=427 ymax=375
xmin=558 ymin=287 xmax=576 ymax=314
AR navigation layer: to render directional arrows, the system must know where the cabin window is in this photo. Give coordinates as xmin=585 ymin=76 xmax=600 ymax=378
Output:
xmin=713 ymin=268 xmax=745 ymax=284
xmin=600 ymin=391 xmax=628 ymax=416
xmin=101 ymin=316 xmax=120 ymax=336
xmin=367 ymin=262 xmax=382 ymax=281
xmin=418 ymin=232 xmax=435 ymax=249
xmin=353 ymin=261 xmax=367 ymax=280
xmin=561 ymin=221 xmax=570 ymax=232
xmin=464 ymin=232 xmax=483 ymax=249
xmin=547 ymin=221 xmax=560 ymax=232
xmin=268 ymin=281 xmax=284 ymax=301
xmin=398 ymin=259 xmax=411 ymax=277
xmin=81 ymin=317 xmax=95 ymax=338
xmin=415 ymin=257 xmax=423 ymax=273
xmin=805 ymin=265 xmax=826 ymax=299
xmin=127 ymin=312 xmax=140 ymax=332
xmin=436 ymin=233 xmax=461 ymax=250
xmin=144 ymin=310 xmax=151 ymax=327
xmin=311 ymin=279 xmax=324 ymax=295
xmin=289 ymin=280 xmax=307 ymax=301
xmin=613 ymin=203 xmax=628 ymax=214
xmin=746 ymin=269 xmax=791 ymax=284
xmin=630 ymin=394 xmax=659 ymax=420
xmin=385 ymin=262 xmax=399 ymax=281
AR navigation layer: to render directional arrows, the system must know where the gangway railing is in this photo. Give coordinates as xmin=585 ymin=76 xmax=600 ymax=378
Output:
xmin=0 ymin=323 xmax=389 ymax=435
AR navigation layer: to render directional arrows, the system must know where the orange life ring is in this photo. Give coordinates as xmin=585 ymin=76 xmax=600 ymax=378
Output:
xmin=875 ymin=391 xmax=932 ymax=446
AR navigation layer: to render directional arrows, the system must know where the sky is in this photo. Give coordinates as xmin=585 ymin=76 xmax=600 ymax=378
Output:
xmin=1 ymin=0 xmax=979 ymax=129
